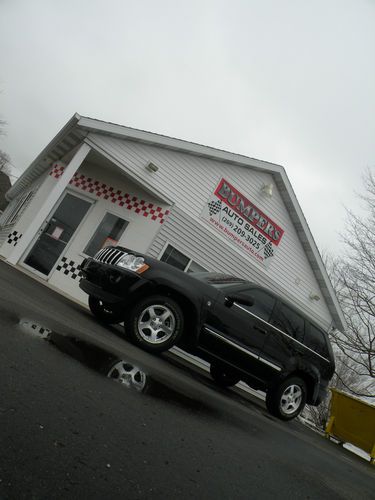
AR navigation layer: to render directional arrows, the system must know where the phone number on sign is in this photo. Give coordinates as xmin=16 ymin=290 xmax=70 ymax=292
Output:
xmin=221 ymin=215 xmax=262 ymax=250
xmin=209 ymin=217 xmax=265 ymax=261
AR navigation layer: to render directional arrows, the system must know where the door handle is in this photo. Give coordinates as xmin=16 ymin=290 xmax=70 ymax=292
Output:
xmin=254 ymin=326 xmax=268 ymax=334
xmin=38 ymin=220 xmax=51 ymax=234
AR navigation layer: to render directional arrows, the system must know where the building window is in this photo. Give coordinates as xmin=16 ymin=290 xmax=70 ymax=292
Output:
xmin=160 ymin=244 xmax=207 ymax=273
xmin=186 ymin=260 xmax=207 ymax=273
xmin=84 ymin=213 xmax=129 ymax=257
xmin=0 ymin=190 xmax=34 ymax=228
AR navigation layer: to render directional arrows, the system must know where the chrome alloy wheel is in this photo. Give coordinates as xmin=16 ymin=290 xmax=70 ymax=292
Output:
xmin=107 ymin=361 xmax=147 ymax=391
xmin=280 ymin=384 xmax=303 ymax=414
xmin=137 ymin=305 xmax=176 ymax=344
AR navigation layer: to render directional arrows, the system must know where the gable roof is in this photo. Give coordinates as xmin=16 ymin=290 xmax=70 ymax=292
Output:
xmin=6 ymin=113 xmax=345 ymax=331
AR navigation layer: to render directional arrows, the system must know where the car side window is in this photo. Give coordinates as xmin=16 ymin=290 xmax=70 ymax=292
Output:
xmin=237 ymin=289 xmax=276 ymax=322
xmin=270 ymin=303 xmax=305 ymax=342
xmin=305 ymin=325 xmax=330 ymax=358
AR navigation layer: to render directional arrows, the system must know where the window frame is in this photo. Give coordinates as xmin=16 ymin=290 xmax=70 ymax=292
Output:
xmin=82 ymin=210 xmax=131 ymax=257
xmin=258 ymin=299 xmax=332 ymax=363
xmin=232 ymin=286 xmax=277 ymax=323
xmin=269 ymin=301 xmax=306 ymax=342
xmin=0 ymin=190 xmax=35 ymax=228
xmin=304 ymin=323 xmax=330 ymax=359
xmin=158 ymin=242 xmax=207 ymax=273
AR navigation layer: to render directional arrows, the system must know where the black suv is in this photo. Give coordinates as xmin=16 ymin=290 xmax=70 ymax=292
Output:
xmin=80 ymin=246 xmax=335 ymax=421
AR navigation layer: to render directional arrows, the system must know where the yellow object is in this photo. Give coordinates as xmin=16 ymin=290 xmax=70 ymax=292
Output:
xmin=325 ymin=388 xmax=375 ymax=464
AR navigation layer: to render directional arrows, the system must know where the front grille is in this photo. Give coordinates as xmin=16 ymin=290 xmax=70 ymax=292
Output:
xmin=93 ymin=247 xmax=126 ymax=266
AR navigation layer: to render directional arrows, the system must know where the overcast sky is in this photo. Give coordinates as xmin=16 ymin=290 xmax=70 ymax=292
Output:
xmin=1 ymin=0 xmax=374 ymax=255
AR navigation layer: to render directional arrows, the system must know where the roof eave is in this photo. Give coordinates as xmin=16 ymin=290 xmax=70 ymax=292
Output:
xmin=6 ymin=113 xmax=83 ymax=201
xmin=77 ymin=115 xmax=286 ymax=175
xmin=274 ymin=171 xmax=346 ymax=331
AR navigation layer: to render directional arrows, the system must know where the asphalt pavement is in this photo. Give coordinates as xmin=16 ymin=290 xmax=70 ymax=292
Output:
xmin=0 ymin=260 xmax=374 ymax=499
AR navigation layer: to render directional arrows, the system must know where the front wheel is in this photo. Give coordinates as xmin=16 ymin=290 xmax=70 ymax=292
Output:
xmin=210 ymin=363 xmax=241 ymax=387
xmin=265 ymin=377 xmax=307 ymax=421
xmin=127 ymin=295 xmax=184 ymax=353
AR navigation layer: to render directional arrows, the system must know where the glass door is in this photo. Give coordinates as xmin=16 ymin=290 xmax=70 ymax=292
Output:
xmin=23 ymin=193 xmax=92 ymax=276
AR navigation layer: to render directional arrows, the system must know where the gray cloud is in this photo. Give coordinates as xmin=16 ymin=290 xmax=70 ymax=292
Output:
xmin=1 ymin=0 xmax=374 ymax=255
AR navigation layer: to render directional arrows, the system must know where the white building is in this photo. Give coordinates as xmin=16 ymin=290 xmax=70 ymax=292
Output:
xmin=0 ymin=114 xmax=345 ymax=333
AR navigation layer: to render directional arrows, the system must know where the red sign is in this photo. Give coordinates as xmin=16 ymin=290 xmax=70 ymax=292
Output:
xmin=214 ymin=178 xmax=284 ymax=245
xmin=201 ymin=178 xmax=285 ymax=267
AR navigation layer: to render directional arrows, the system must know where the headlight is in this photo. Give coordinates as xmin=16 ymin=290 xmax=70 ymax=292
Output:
xmin=116 ymin=253 xmax=149 ymax=274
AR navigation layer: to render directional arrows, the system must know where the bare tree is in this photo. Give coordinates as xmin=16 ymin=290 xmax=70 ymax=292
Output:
xmin=303 ymin=177 xmax=375 ymax=431
xmin=0 ymin=149 xmax=11 ymax=175
xmin=0 ymin=117 xmax=6 ymax=135
xmin=327 ymin=170 xmax=375 ymax=398
xmin=0 ymin=117 xmax=12 ymax=176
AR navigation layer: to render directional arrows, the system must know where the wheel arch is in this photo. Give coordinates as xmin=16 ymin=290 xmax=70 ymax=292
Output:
xmin=286 ymin=370 xmax=319 ymax=404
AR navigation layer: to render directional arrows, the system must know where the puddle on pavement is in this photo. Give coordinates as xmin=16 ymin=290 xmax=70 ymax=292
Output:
xmin=18 ymin=319 xmax=52 ymax=339
xmin=17 ymin=318 xmax=215 ymax=415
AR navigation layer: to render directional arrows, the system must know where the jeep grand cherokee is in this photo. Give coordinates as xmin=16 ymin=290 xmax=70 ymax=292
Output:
xmin=80 ymin=246 xmax=335 ymax=420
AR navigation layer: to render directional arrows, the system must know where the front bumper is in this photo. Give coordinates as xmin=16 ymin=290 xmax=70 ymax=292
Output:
xmin=79 ymin=258 xmax=149 ymax=304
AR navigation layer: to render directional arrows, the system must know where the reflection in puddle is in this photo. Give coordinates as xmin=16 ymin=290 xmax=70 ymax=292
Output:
xmin=106 ymin=360 xmax=147 ymax=391
xmin=18 ymin=319 xmax=52 ymax=340
xmin=17 ymin=319 xmax=214 ymax=414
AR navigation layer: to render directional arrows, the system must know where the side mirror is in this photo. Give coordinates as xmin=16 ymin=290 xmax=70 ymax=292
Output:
xmin=225 ymin=295 xmax=254 ymax=308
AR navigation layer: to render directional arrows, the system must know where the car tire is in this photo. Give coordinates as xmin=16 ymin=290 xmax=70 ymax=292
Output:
xmin=266 ymin=376 xmax=307 ymax=421
xmin=88 ymin=296 xmax=123 ymax=324
xmin=210 ymin=363 xmax=241 ymax=387
xmin=127 ymin=295 xmax=184 ymax=353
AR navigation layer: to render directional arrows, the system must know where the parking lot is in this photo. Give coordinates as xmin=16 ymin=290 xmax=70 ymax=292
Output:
xmin=0 ymin=259 xmax=373 ymax=499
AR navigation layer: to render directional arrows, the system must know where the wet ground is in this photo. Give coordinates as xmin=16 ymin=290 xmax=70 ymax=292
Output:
xmin=0 ymin=260 xmax=374 ymax=499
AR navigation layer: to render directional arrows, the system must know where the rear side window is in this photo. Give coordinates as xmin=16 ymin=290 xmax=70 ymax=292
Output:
xmin=239 ymin=288 xmax=276 ymax=322
xmin=271 ymin=304 xmax=305 ymax=342
xmin=305 ymin=325 xmax=330 ymax=358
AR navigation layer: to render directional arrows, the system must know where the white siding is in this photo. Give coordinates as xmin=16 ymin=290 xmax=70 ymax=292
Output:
xmin=87 ymin=134 xmax=332 ymax=329
xmin=0 ymin=197 xmax=19 ymax=247
xmin=148 ymin=207 xmax=332 ymax=330
xmin=74 ymin=160 xmax=169 ymax=252
xmin=47 ymin=159 xmax=170 ymax=303
xmin=0 ymin=174 xmax=48 ymax=255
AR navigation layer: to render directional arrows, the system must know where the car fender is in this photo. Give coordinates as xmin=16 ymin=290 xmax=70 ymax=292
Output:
xmin=273 ymin=356 xmax=321 ymax=404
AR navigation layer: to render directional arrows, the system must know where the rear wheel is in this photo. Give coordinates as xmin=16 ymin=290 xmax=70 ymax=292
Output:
xmin=88 ymin=296 xmax=123 ymax=324
xmin=266 ymin=377 xmax=307 ymax=421
xmin=127 ymin=295 xmax=184 ymax=353
xmin=210 ymin=363 xmax=241 ymax=388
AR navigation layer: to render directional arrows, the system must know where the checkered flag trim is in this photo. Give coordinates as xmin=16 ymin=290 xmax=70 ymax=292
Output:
xmin=56 ymin=257 xmax=82 ymax=280
xmin=208 ymin=199 xmax=222 ymax=216
xmin=263 ymin=241 xmax=274 ymax=259
xmin=49 ymin=163 xmax=65 ymax=179
xmin=49 ymin=167 xmax=170 ymax=224
xmin=7 ymin=231 xmax=22 ymax=246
